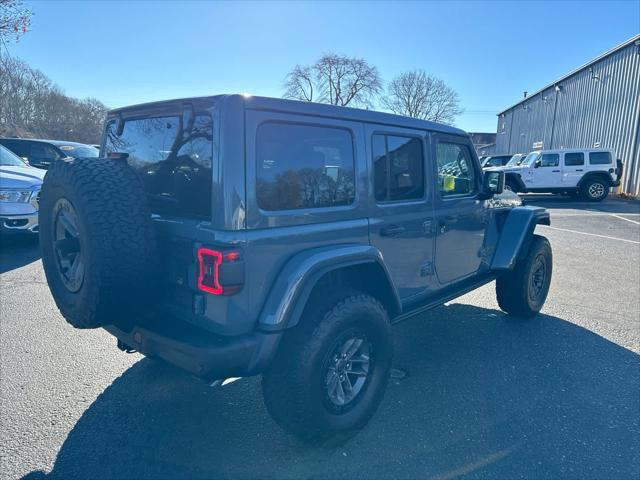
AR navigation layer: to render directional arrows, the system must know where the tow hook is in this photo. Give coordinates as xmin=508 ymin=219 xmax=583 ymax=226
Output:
xmin=117 ymin=339 xmax=137 ymax=354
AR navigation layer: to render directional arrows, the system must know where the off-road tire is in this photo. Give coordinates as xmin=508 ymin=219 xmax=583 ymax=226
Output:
xmin=40 ymin=157 xmax=156 ymax=329
xmin=580 ymin=177 xmax=609 ymax=202
xmin=496 ymin=234 xmax=552 ymax=318
xmin=262 ymin=290 xmax=393 ymax=444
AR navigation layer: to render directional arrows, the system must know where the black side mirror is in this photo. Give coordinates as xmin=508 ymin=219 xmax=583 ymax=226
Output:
xmin=480 ymin=170 xmax=505 ymax=198
xmin=534 ymin=159 xmax=542 ymax=168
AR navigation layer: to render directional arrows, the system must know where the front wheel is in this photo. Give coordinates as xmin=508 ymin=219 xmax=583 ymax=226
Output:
xmin=496 ymin=235 xmax=552 ymax=318
xmin=262 ymin=291 xmax=393 ymax=443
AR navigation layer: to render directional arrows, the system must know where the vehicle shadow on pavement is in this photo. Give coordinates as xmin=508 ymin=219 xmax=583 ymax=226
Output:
xmin=0 ymin=236 xmax=40 ymax=274
xmin=22 ymin=304 xmax=640 ymax=480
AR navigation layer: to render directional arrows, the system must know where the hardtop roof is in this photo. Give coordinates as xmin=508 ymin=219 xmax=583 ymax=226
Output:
xmin=108 ymin=94 xmax=468 ymax=137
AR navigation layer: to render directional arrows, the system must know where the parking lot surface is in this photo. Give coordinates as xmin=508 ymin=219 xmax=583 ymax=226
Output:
xmin=1 ymin=196 xmax=639 ymax=480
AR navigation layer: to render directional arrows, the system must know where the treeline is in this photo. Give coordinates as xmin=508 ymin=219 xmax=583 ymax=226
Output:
xmin=0 ymin=55 xmax=108 ymax=144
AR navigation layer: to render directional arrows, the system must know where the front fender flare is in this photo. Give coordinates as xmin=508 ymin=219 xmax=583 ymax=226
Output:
xmin=491 ymin=206 xmax=550 ymax=271
xmin=257 ymin=244 xmax=401 ymax=332
xmin=505 ymin=172 xmax=527 ymax=191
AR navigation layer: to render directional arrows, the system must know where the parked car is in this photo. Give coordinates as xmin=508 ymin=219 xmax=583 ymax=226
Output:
xmin=39 ymin=95 xmax=552 ymax=442
xmin=481 ymin=154 xmax=514 ymax=168
xmin=0 ymin=138 xmax=98 ymax=170
xmin=488 ymin=148 xmax=622 ymax=201
xmin=0 ymin=144 xmax=45 ymax=235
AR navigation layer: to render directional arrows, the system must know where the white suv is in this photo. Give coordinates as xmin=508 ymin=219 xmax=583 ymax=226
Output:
xmin=488 ymin=148 xmax=622 ymax=201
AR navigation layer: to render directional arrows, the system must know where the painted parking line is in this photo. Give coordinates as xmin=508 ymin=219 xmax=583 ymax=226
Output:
xmin=610 ymin=214 xmax=640 ymax=225
xmin=552 ymin=213 xmax=640 ymax=217
xmin=539 ymin=225 xmax=640 ymax=244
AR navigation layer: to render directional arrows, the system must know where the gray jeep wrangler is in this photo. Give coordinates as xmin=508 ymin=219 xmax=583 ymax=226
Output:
xmin=39 ymin=95 xmax=552 ymax=442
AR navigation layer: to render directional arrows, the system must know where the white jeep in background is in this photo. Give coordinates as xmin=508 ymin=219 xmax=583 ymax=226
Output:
xmin=487 ymin=148 xmax=623 ymax=201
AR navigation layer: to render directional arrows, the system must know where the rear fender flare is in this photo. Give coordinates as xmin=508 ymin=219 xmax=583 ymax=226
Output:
xmin=577 ymin=171 xmax=613 ymax=188
xmin=491 ymin=206 xmax=550 ymax=271
xmin=257 ymin=244 xmax=401 ymax=332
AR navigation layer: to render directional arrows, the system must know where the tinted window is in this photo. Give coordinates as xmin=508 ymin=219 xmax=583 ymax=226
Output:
xmin=0 ymin=140 xmax=29 ymax=157
xmin=564 ymin=152 xmax=584 ymax=166
xmin=30 ymin=143 xmax=65 ymax=164
xmin=0 ymin=144 xmax=27 ymax=166
xmin=436 ymin=142 xmax=476 ymax=196
xmin=256 ymin=123 xmax=355 ymax=211
xmin=589 ymin=151 xmax=612 ymax=165
xmin=539 ymin=153 xmax=559 ymax=167
xmin=105 ymin=114 xmax=214 ymax=218
xmin=373 ymin=134 xmax=424 ymax=202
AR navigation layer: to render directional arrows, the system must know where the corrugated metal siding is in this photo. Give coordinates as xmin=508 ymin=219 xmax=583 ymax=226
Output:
xmin=495 ymin=38 xmax=640 ymax=195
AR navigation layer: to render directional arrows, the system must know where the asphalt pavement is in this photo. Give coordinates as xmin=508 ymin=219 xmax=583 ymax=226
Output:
xmin=1 ymin=196 xmax=639 ymax=480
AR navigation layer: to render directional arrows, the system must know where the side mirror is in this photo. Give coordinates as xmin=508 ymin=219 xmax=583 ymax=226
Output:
xmin=534 ymin=159 xmax=542 ymax=168
xmin=480 ymin=170 xmax=505 ymax=198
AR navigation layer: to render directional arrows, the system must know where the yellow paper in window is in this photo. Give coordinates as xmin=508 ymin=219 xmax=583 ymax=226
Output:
xmin=443 ymin=175 xmax=455 ymax=192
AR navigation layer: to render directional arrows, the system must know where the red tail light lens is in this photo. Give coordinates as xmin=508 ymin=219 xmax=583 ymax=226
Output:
xmin=197 ymin=247 xmax=243 ymax=295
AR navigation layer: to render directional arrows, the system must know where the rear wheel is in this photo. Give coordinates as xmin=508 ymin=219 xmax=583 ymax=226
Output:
xmin=496 ymin=235 xmax=552 ymax=318
xmin=581 ymin=177 xmax=609 ymax=202
xmin=262 ymin=291 xmax=393 ymax=443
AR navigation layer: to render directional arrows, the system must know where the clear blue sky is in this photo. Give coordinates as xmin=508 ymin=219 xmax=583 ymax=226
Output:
xmin=9 ymin=0 xmax=640 ymax=132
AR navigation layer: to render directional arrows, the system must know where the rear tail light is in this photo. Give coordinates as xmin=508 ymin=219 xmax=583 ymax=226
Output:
xmin=197 ymin=247 xmax=243 ymax=295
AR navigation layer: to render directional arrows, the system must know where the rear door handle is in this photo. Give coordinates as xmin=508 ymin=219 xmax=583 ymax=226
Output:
xmin=380 ymin=224 xmax=405 ymax=237
xmin=576 ymin=169 xmax=583 ymax=172
xmin=552 ymin=170 xmax=560 ymax=172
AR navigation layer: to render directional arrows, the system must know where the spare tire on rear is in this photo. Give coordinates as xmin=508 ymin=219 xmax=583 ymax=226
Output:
xmin=39 ymin=157 xmax=156 ymax=329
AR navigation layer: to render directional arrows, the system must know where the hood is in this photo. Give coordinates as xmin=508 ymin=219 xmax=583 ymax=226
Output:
xmin=485 ymin=165 xmax=527 ymax=174
xmin=0 ymin=165 xmax=46 ymax=189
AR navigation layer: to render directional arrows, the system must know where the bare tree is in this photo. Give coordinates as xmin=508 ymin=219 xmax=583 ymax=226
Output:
xmin=283 ymin=65 xmax=314 ymax=102
xmin=283 ymin=53 xmax=382 ymax=108
xmin=382 ymin=70 xmax=462 ymax=125
xmin=0 ymin=0 xmax=32 ymax=45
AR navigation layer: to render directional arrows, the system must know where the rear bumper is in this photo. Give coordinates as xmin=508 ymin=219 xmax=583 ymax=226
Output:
xmin=0 ymin=213 xmax=39 ymax=234
xmin=104 ymin=317 xmax=282 ymax=382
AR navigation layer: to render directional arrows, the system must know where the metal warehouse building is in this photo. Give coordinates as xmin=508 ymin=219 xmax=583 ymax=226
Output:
xmin=495 ymin=34 xmax=640 ymax=195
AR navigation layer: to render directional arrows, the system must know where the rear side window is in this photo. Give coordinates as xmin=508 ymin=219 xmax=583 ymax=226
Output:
xmin=373 ymin=134 xmax=424 ymax=202
xmin=589 ymin=151 xmax=612 ymax=165
xmin=31 ymin=143 xmax=64 ymax=160
xmin=256 ymin=123 xmax=355 ymax=211
xmin=539 ymin=153 xmax=559 ymax=167
xmin=564 ymin=152 xmax=584 ymax=166
xmin=105 ymin=114 xmax=213 ymax=218
xmin=436 ymin=142 xmax=476 ymax=196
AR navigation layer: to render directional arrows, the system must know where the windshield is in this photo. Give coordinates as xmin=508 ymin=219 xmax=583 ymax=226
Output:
xmin=521 ymin=152 xmax=540 ymax=166
xmin=506 ymin=154 xmax=524 ymax=167
xmin=0 ymin=144 xmax=28 ymax=166
xmin=57 ymin=145 xmax=99 ymax=158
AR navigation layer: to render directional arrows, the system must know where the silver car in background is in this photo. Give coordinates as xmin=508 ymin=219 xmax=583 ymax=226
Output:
xmin=0 ymin=144 xmax=45 ymax=235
